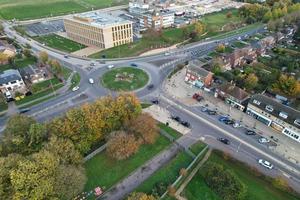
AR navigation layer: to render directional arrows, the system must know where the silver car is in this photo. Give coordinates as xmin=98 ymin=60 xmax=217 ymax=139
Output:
xmin=258 ymin=159 xmax=274 ymax=169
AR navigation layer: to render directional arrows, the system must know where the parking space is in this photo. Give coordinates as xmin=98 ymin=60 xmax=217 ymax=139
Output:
xmin=25 ymin=20 xmax=65 ymax=36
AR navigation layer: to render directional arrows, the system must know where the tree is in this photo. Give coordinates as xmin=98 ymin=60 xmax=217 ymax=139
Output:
xmin=244 ymin=73 xmax=258 ymax=90
xmin=0 ymin=52 xmax=8 ymax=64
xmin=106 ymin=131 xmax=140 ymax=160
xmin=216 ymin=44 xmax=226 ymax=53
xmin=263 ymin=10 xmax=273 ymax=22
xmin=0 ymin=23 xmax=3 ymax=33
xmin=39 ymin=51 xmax=48 ymax=64
xmin=272 ymin=75 xmax=300 ymax=97
xmin=194 ymin=22 xmax=205 ymax=35
xmin=23 ymin=48 xmax=31 ymax=58
xmin=125 ymin=113 xmax=158 ymax=144
xmin=226 ymin=11 xmax=233 ymax=18
xmin=127 ymin=192 xmax=156 ymax=200
xmin=182 ymin=26 xmax=191 ymax=39
xmin=49 ymin=59 xmax=62 ymax=76
xmin=272 ymin=177 xmax=292 ymax=192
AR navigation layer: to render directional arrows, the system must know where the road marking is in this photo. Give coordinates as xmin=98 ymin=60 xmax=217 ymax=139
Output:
xmin=161 ymin=95 xmax=300 ymax=176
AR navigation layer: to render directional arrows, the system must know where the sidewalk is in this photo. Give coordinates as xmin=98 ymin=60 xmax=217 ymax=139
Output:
xmin=164 ymin=69 xmax=300 ymax=164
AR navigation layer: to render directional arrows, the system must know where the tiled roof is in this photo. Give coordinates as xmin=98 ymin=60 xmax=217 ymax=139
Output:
xmin=217 ymin=83 xmax=249 ymax=101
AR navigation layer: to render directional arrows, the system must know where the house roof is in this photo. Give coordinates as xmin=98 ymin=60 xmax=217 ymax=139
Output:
xmin=249 ymin=94 xmax=300 ymax=128
xmin=0 ymin=69 xmax=22 ymax=85
xmin=217 ymin=83 xmax=249 ymax=101
xmin=187 ymin=60 xmax=211 ymax=77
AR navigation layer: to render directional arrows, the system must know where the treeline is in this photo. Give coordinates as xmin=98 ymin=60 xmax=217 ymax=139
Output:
xmin=0 ymin=94 xmax=144 ymax=199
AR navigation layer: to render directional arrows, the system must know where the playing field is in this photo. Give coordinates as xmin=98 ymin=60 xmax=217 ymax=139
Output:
xmin=0 ymin=0 xmax=128 ymax=20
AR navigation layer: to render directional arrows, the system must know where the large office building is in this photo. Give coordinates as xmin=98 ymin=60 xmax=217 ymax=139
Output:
xmin=64 ymin=12 xmax=133 ymax=49
xmin=139 ymin=10 xmax=174 ymax=31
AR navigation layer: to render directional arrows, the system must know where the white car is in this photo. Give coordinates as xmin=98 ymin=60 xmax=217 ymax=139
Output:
xmin=258 ymin=137 xmax=270 ymax=144
xmin=258 ymin=159 xmax=274 ymax=169
xmin=89 ymin=78 xmax=94 ymax=84
xmin=72 ymin=86 xmax=79 ymax=92
xmin=233 ymin=122 xmax=241 ymax=128
xmin=107 ymin=64 xmax=114 ymax=69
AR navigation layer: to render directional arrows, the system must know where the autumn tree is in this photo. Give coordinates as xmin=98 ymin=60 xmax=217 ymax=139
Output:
xmin=272 ymin=75 xmax=300 ymax=97
xmin=0 ymin=52 xmax=8 ymax=64
xmin=106 ymin=131 xmax=140 ymax=160
xmin=39 ymin=51 xmax=48 ymax=64
xmin=49 ymin=59 xmax=63 ymax=77
xmin=125 ymin=113 xmax=158 ymax=144
xmin=127 ymin=192 xmax=156 ymax=200
xmin=216 ymin=44 xmax=226 ymax=53
xmin=23 ymin=48 xmax=31 ymax=58
xmin=272 ymin=177 xmax=292 ymax=192
xmin=226 ymin=11 xmax=232 ymax=18
xmin=194 ymin=21 xmax=205 ymax=35
xmin=244 ymin=73 xmax=258 ymax=90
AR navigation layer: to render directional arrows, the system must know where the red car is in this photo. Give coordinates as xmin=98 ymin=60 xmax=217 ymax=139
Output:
xmin=192 ymin=93 xmax=204 ymax=102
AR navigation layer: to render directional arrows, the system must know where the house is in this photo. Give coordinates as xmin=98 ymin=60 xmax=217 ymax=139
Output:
xmin=0 ymin=40 xmax=16 ymax=65
xmin=19 ymin=65 xmax=47 ymax=84
xmin=139 ymin=10 xmax=174 ymax=31
xmin=0 ymin=69 xmax=26 ymax=94
xmin=215 ymin=83 xmax=250 ymax=111
xmin=185 ymin=60 xmax=213 ymax=88
xmin=246 ymin=94 xmax=300 ymax=143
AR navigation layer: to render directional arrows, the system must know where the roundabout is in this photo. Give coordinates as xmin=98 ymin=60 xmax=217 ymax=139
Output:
xmin=101 ymin=67 xmax=149 ymax=91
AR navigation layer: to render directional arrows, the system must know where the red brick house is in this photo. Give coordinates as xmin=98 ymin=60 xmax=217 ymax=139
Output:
xmin=185 ymin=60 xmax=213 ymax=88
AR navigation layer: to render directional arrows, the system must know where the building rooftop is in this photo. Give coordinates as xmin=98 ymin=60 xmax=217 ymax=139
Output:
xmin=187 ymin=60 xmax=211 ymax=77
xmin=0 ymin=69 xmax=22 ymax=85
xmin=249 ymin=94 xmax=300 ymax=128
xmin=67 ymin=12 xmax=132 ymax=28
xmin=217 ymin=83 xmax=249 ymax=101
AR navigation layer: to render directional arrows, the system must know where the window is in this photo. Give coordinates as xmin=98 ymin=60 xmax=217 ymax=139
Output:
xmin=279 ymin=112 xmax=288 ymax=119
xmin=10 ymin=81 xmax=17 ymax=84
xmin=253 ymin=99 xmax=261 ymax=105
xmin=265 ymin=105 xmax=273 ymax=112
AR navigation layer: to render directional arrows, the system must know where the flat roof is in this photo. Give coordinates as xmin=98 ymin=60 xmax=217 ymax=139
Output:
xmin=66 ymin=12 xmax=132 ymax=28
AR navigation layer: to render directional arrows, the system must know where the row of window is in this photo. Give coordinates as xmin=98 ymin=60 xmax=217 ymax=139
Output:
xmin=112 ymin=29 xmax=132 ymax=41
xmin=0 ymin=79 xmax=22 ymax=87
xmin=112 ymin=24 xmax=132 ymax=32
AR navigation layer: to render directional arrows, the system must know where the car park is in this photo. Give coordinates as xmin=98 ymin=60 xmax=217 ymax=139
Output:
xmin=171 ymin=116 xmax=181 ymax=122
xmin=89 ymin=78 xmax=94 ymax=84
xmin=147 ymin=84 xmax=154 ymax=90
xmin=181 ymin=121 xmax=190 ymax=128
xmin=131 ymin=63 xmax=138 ymax=67
xmin=72 ymin=86 xmax=79 ymax=92
xmin=258 ymin=137 xmax=270 ymax=144
xmin=245 ymin=129 xmax=256 ymax=135
xmin=258 ymin=159 xmax=274 ymax=169
xmin=218 ymin=138 xmax=230 ymax=145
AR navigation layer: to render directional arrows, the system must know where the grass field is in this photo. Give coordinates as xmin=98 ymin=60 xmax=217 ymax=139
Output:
xmin=183 ymin=151 xmax=300 ymax=200
xmin=35 ymin=34 xmax=86 ymax=53
xmin=0 ymin=0 xmax=128 ymax=20
xmin=84 ymin=134 xmax=171 ymax=192
xmin=189 ymin=142 xmax=207 ymax=155
xmin=101 ymin=67 xmax=149 ymax=91
xmin=0 ymin=57 xmax=37 ymax=73
xmin=158 ymin=123 xmax=182 ymax=140
xmin=70 ymin=72 xmax=81 ymax=89
xmin=136 ymin=151 xmax=193 ymax=194
xmin=0 ymin=102 xmax=8 ymax=112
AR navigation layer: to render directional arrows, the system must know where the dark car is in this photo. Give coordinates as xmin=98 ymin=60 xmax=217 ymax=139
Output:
xmin=19 ymin=108 xmax=30 ymax=114
xmin=151 ymin=99 xmax=159 ymax=104
xmin=218 ymin=138 xmax=230 ymax=145
xmin=224 ymin=119 xmax=235 ymax=125
xmin=131 ymin=63 xmax=138 ymax=67
xmin=219 ymin=116 xmax=229 ymax=122
xmin=192 ymin=93 xmax=204 ymax=102
xmin=181 ymin=121 xmax=191 ymax=128
xmin=207 ymin=110 xmax=217 ymax=115
xmin=64 ymin=55 xmax=69 ymax=58
xmin=147 ymin=84 xmax=154 ymax=90
xmin=245 ymin=129 xmax=256 ymax=135
xmin=171 ymin=116 xmax=181 ymax=122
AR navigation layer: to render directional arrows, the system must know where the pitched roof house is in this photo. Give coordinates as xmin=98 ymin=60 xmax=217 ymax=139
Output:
xmin=185 ymin=60 xmax=213 ymax=88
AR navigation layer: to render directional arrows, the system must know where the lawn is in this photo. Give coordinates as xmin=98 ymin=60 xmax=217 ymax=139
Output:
xmin=35 ymin=34 xmax=86 ymax=53
xmin=61 ymin=66 xmax=72 ymax=81
xmin=84 ymin=134 xmax=171 ymax=191
xmin=18 ymin=95 xmax=56 ymax=109
xmin=136 ymin=151 xmax=193 ymax=195
xmin=0 ymin=57 xmax=37 ymax=73
xmin=0 ymin=102 xmax=8 ymax=112
xmin=189 ymin=141 xmax=206 ymax=155
xmin=183 ymin=151 xmax=300 ymax=200
xmin=233 ymin=41 xmax=247 ymax=48
xmin=101 ymin=67 xmax=149 ymax=91
xmin=0 ymin=0 xmax=128 ymax=20
xmin=158 ymin=123 xmax=182 ymax=139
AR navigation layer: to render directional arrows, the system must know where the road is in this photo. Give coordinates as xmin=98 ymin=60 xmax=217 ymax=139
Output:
xmin=3 ymin=20 xmax=299 ymax=194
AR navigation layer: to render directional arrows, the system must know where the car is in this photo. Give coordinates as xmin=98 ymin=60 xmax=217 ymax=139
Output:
xmin=258 ymin=137 xmax=270 ymax=144
xmin=192 ymin=93 xmax=204 ymax=102
xmin=245 ymin=129 xmax=256 ymax=135
xmin=164 ymin=52 xmax=170 ymax=56
xmin=207 ymin=110 xmax=217 ymax=115
xmin=89 ymin=78 xmax=94 ymax=84
xmin=258 ymin=159 xmax=274 ymax=169
xmin=99 ymin=60 xmax=106 ymax=64
xmin=201 ymin=107 xmax=208 ymax=112
xmin=171 ymin=116 xmax=181 ymax=122
xmin=147 ymin=84 xmax=154 ymax=90
xmin=72 ymin=86 xmax=79 ymax=92
xmin=181 ymin=121 xmax=190 ymax=128
xmin=218 ymin=116 xmax=229 ymax=122
xmin=233 ymin=122 xmax=241 ymax=128
xmin=64 ymin=55 xmax=69 ymax=58
xmin=90 ymin=62 xmax=96 ymax=66
xmin=131 ymin=63 xmax=138 ymax=67
xmin=107 ymin=64 xmax=114 ymax=69
xmin=151 ymin=99 xmax=159 ymax=104
xmin=19 ymin=108 xmax=30 ymax=114
xmin=224 ymin=119 xmax=235 ymax=125
xmin=218 ymin=138 xmax=230 ymax=145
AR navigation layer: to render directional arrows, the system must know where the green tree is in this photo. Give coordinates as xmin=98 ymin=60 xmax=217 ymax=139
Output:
xmin=127 ymin=192 xmax=156 ymax=200
xmin=244 ymin=73 xmax=258 ymax=90
xmin=263 ymin=10 xmax=273 ymax=22
xmin=216 ymin=44 xmax=226 ymax=53
xmin=272 ymin=75 xmax=300 ymax=97
xmin=194 ymin=21 xmax=205 ymax=35
xmin=39 ymin=51 xmax=48 ymax=64
xmin=23 ymin=48 xmax=31 ymax=58
xmin=49 ymin=59 xmax=62 ymax=76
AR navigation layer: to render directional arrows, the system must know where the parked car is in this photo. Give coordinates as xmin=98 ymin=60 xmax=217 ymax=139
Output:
xmin=107 ymin=64 xmax=114 ymax=69
xmin=245 ymin=129 xmax=256 ymax=135
xmin=218 ymin=138 xmax=230 ymax=145
xmin=258 ymin=159 xmax=274 ymax=169
xmin=207 ymin=110 xmax=217 ymax=115
xmin=151 ymin=99 xmax=159 ymax=104
xmin=19 ymin=108 xmax=30 ymax=114
xmin=131 ymin=63 xmax=138 ymax=67
xmin=64 ymin=55 xmax=69 ymax=58
xmin=258 ymin=137 xmax=270 ymax=144
xmin=90 ymin=62 xmax=96 ymax=66
xmin=192 ymin=93 xmax=204 ymax=102
xmin=147 ymin=84 xmax=154 ymax=90
xmin=218 ymin=116 xmax=229 ymax=122
xmin=233 ymin=122 xmax=241 ymax=128
xmin=201 ymin=106 xmax=208 ymax=112
xmin=72 ymin=86 xmax=80 ymax=92
xmin=181 ymin=121 xmax=191 ymax=128
xmin=171 ymin=115 xmax=181 ymax=122
xmin=89 ymin=78 xmax=94 ymax=84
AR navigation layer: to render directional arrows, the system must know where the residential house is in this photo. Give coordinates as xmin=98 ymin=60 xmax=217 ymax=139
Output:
xmin=19 ymin=65 xmax=47 ymax=84
xmin=185 ymin=60 xmax=213 ymax=88
xmin=246 ymin=94 xmax=300 ymax=143
xmin=0 ymin=69 xmax=26 ymax=94
xmin=215 ymin=83 xmax=250 ymax=111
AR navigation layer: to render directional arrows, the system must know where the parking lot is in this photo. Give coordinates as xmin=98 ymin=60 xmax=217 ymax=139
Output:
xmin=25 ymin=19 xmax=65 ymax=36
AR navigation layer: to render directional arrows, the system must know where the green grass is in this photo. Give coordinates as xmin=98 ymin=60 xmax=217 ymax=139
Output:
xmin=84 ymin=135 xmax=171 ymax=191
xmin=18 ymin=95 xmax=56 ymax=109
xmin=158 ymin=123 xmax=182 ymax=139
xmin=70 ymin=72 xmax=81 ymax=89
xmin=62 ymin=67 xmax=72 ymax=81
xmin=141 ymin=103 xmax=152 ymax=109
xmin=183 ymin=152 xmax=300 ymax=200
xmin=101 ymin=67 xmax=149 ymax=91
xmin=0 ymin=102 xmax=8 ymax=112
xmin=189 ymin=142 xmax=206 ymax=155
xmin=0 ymin=56 xmax=37 ymax=72
xmin=136 ymin=151 xmax=193 ymax=194
xmin=0 ymin=0 xmax=128 ymax=20
xmin=31 ymin=78 xmax=61 ymax=93
xmin=233 ymin=41 xmax=247 ymax=48
xmin=35 ymin=34 xmax=86 ymax=53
